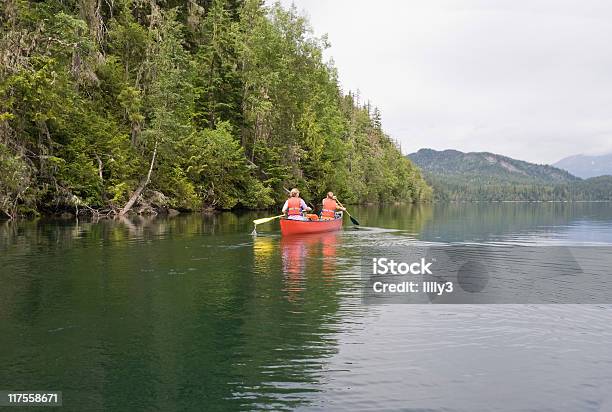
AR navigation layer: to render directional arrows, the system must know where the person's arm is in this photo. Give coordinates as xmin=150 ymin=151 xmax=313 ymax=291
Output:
xmin=333 ymin=196 xmax=346 ymax=211
xmin=282 ymin=200 xmax=289 ymax=213
xmin=300 ymin=199 xmax=311 ymax=212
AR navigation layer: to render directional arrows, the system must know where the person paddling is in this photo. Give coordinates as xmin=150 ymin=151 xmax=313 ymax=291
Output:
xmin=320 ymin=192 xmax=346 ymax=220
xmin=282 ymin=188 xmax=312 ymax=221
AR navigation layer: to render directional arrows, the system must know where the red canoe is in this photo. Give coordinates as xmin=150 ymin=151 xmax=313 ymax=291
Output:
xmin=280 ymin=216 xmax=343 ymax=236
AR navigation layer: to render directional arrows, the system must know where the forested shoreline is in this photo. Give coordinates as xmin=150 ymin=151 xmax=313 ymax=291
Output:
xmin=425 ymin=175 xmax=612 ymax=202
xmin=0 ymin=0 xmax=431 ymax=219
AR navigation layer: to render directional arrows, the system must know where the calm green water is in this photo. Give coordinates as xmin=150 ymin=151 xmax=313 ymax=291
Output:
xmin=1 ymin=203 xmax=612 ymax=411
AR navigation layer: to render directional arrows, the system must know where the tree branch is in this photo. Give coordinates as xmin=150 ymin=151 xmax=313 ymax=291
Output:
xmin=119 ymin=141 xmax=157 ymax=216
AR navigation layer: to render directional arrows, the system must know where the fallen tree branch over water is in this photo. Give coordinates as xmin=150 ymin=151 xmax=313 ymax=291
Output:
xmin=119 ymin=142 xmax=157 ymax=217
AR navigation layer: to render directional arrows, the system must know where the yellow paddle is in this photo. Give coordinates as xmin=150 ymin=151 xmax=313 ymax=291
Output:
xmin=251 ymin=214 xmax=285 ymax=235
xmin=253 ymin=214 xmax=285 ymax=226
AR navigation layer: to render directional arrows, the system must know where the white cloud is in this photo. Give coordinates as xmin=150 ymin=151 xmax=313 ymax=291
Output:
xmin=276 ymin=0 xmax=612 ymax=163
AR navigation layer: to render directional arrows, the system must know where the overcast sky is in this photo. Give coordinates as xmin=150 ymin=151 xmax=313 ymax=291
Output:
xmin=276 ymin=0 xmax=612 ymax=164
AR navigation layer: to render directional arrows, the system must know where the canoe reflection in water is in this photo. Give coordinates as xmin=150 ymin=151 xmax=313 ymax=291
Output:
xmin=281 ymin=232 xmax=340 ymax=301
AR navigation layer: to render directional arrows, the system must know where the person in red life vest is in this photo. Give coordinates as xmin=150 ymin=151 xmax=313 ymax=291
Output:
xmin=320 ymin=192 xmax=346 ymax=220
xmin=282 ymin=188 xmax=311 ymax=221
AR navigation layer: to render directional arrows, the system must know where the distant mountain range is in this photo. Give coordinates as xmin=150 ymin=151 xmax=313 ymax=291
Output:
xmin=553 ymin=153 xmax=612 ymax=179
xmin=410 ymin=149 xmax=578 ymax=184
xmin=407 ymin=149 xmax=612 ymax=201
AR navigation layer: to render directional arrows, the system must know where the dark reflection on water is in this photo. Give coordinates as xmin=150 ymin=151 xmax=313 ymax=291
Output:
xmin=0 ymin=203 xmax=611 ymax=411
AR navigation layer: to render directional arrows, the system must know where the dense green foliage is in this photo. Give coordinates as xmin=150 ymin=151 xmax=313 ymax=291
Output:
xmin=409 ymin=149 xmax=612 ymax=201
xmin=0 ymin=0 xmax=430 ymax=218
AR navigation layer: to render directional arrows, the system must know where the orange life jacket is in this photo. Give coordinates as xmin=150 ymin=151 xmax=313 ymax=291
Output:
xmin=287 ymin=197 xmax=302 ymax=216
xmin=321 ymin=198 xmax=337 ymax=218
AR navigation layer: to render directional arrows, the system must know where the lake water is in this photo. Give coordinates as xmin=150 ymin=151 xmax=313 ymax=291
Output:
xmin=1 ymin=203 xmax=612 ymax=411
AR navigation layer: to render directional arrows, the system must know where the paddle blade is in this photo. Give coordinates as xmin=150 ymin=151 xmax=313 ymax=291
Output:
xmin=252 ymin=214 xmax=284 ymax=226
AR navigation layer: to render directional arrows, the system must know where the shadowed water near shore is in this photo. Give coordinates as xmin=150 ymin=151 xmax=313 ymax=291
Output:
xmin=1 ymin=203 xmax=612 ymax=411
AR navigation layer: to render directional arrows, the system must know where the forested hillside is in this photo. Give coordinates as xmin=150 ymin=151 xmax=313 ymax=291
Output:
xmin=410 ymin=149 xmax=579 ymax=183
xmin=409 ymin=149 xmax=612 ymax=201
xmin=0 ymin=0 xmax=431 ymax=218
